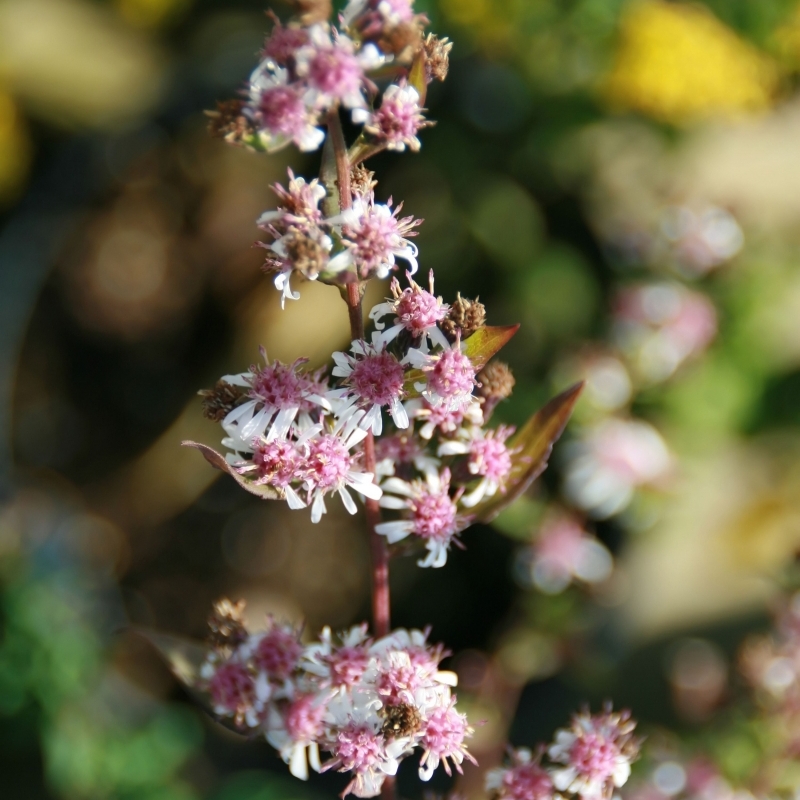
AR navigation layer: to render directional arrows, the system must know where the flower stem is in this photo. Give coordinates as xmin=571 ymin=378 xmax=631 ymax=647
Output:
xmin=328 ymin=108 xmax=391 ymax=640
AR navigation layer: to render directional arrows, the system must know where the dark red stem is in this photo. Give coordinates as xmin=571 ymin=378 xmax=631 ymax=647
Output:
xmin=328 ymin=108 xmax=391 ymax=640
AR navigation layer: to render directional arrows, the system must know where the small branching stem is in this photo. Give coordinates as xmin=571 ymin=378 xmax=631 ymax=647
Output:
xmin=327 ymin=108 xmax=392 ymax=642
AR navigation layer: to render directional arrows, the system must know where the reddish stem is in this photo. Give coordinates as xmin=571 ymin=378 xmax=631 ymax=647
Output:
xmin=329 ymin=108 xmax=391 ymax=640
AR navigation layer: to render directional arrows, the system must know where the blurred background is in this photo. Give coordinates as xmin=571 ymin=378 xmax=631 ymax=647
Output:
xmin=3 ymin=0 xmax=800 ymax=797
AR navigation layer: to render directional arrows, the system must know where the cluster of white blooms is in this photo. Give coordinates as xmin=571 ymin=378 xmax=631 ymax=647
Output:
xmin=209 ymin=0 xmax=446 ymax=156
xmin=199 ymin=603 xmax=474 ymax=798
xmin=486 ymin=707 xmax=639 ymax=800
xmin=200 ymin=270 xmax=519 ymax=567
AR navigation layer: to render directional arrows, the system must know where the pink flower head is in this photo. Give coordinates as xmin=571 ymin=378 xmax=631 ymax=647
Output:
xmin=373 ymin=431 xmax=439 ymax=479
xmin=526 ymin=514 xmax=612 ymax=594
xmin=485 ymin=749 xmax=554 ymax=800
xmin=248 ymin=64 xmax=325 ymax=153
xmin=330 ymin=337 xmax=408 ymax=435
xmin=406 ymin=334 xmax=478 ymax=411
xmin=418 ymin=697 xmax=476 ymax=780
xmin=452 ymin=424 xmax=515 ymax=507
xmin=295 ymin=27 xmax=381 ymax=111
xmin=335 ymin=193 xmax=421 ymax=279
xmin=353 ymin=83 xmax=428 ymax=152
xmin=250 ymin=439 xmax=301 ymax=488
xmin=327 ymin=722 xmax=398 ymax=798
xmin=258 ymin=169 xmax=327 ymax=237
xmin=207 ymin=661 xmax=255 ymax=717
xmin=376 ymin=650 xmax=435 ymax=705
xmin=298 ymin=414 xmax=383 ymax=522
xmin=564 ymin=417 xmax=672 ymax=519
xmin=548 ymin=707 xmax=639 ymax=799
xmin=254 ymin=621 xmax=303 ymax=680
xmin=285 ymin=692 xmax=327 ymax=743
xmin=220 ymin=350 xmax=330 ymax=447
xmin=377 ymin=468 xmax=470 ymax=568
xmin=262 ymin=21 xmax=309 ymax=65
xmin=369 ymin=271 xmax=450 ymax=349
xmin=328 ymin=644 xmax=372 ymax=689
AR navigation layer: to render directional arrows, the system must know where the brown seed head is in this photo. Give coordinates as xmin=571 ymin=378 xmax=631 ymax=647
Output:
xmin=205 ymin=100 xmax=255 ymax=146
xmin=379 ymin=19 xmax=425 ymax=62
xmin=441 ymin=293 xmax=486 ymax=342
xmin=292 ymin=0 xmax=332 ymax=25
xmin=351 ymin=164 xmax=377 ymax=199
xmin=207 ymin=597 xmax=249 ymax=650
xmin=284 ymin=232 xmax=329 ymax=278
xmin=198 ymin=380 xmax=248 ymax=422
xmin=477 ymin=361 xmax=515 ymax=419
xmin=381 ymin=703 xmax=423 ymax=739
xmin=423 ymin=34 xmax=453 ymax=83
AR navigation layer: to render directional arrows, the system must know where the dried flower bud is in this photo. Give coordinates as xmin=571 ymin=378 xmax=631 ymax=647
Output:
xmin=476 ymin=361 xmax=515 ymax=419
xmin=205 ymin=100 xmax=255 ymax=146
xmin=284 ymin=231 xmax=329 ymax=278
xmin=207 ymin=598 xmax=248 ymax=650
xmin=382 ymin=702 xmax=423 ymax=739
xmin=199 ymin=380 xmax=247 ymax=422
xmin=379 ymin=19 xmax=424 ymax=62
xmin=351 ymin=164 xmax=377 ymax=199
xmin=441 ymin=293 xmax=486 ymax=342
xmin=423 ymin=34 xmax=452 ymax=83
xmin=292 ymin=0 xmax=332 ymax=25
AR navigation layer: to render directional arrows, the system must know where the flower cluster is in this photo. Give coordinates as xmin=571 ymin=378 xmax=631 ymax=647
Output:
xmin=209 ymin=0 xmax=446 ymax=156
xmin=202 ymin=270 xmax=520 ymax=566
xmin=199 ymin=603 xmax=474 ymax=797
xmin=258 ymin=168 xmax=421 ymax=305
xmin=486 ymin=707 xmax=640 ymax=800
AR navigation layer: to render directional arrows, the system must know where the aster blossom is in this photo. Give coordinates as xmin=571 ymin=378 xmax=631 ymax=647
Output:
xmin=485 ymin=748 xmax=555 ymax=800
xmin=377 ymin=467 xmax=471 ymax=568
xmin=548 ymin=707 xmax=640 ymax=799
xmin=329 ymin=334 xmax=409 ymax=435
xmin=369 ymin=271 xmax=450 ymax=350
xmin=333 ymin=191 xmax=421 ymax=279
xmin=404 ymin=333 xmax=479 ymax=411
xmin=353 ymin=83 xmax=428 ymax=152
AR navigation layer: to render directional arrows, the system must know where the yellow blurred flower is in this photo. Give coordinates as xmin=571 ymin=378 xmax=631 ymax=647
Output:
xmin=603 ymin=1 xmax=778 ymax=125
xmin=115 ymin=0 xmax=191 ymax=28
xmin=774 ymin=3 xmax=800 ymax=69
xmin=0 ymin=89 xmax=31 ymax=204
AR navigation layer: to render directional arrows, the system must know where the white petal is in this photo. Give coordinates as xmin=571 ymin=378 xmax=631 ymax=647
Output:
xmin=339 ymin=486 xmax=358 ymax=515
xmin=289 ymin=744 xmax=309 ymax=780
xmin=311 ymin=492 xmax=326 ymax=523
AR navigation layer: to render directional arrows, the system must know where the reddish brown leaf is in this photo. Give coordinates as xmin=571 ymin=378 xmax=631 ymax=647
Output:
xmin=471 ymin=382 xmax=584 ymax=522
xmin=182 ymin=440 xmax=280 ymax=500
xmin=462 ymin=324 xmax=520 ymax=371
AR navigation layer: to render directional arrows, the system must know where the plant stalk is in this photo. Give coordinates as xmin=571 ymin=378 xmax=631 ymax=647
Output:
xmin=327 ymin=108 xmax=392 ymax=640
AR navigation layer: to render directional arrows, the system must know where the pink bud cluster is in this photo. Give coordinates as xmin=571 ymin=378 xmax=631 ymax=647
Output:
xmin=209 ymin=270 xmax=518 ymax=566
xmin=200 ymin=621 xmax=474 ymax=797
xmin=487 ymin=707 xmax=639 ymax=800
xmin=259 ymin=169 xmax=421 ymax=304
xmin=236 ymin=0 xmax=435 ymax=155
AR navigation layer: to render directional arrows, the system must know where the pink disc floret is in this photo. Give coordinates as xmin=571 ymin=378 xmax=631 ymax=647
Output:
xmin=208 ymin=662 xmax=254 ymax=712
xmin=255 ymin=626 xmax=303 ymax=679
xmin=304 ymin=434 xmax=354 ymax=491
xmin=349 ymin=351 xmax=405 ymax=406
xmin=285 ymin=693 xmax=326 ymax=742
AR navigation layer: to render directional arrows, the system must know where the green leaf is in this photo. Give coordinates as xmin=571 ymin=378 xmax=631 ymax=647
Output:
xmin=471 ymin=382 xmax=584 ymax=522
xmin=182 ymin=441 xmax=280 ymax=500
xmin=408 ymin=49 xmax=428 ymax=106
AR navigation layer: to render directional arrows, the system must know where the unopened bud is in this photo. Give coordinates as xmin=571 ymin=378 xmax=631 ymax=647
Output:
xmin=199 ymin=380 xmax=247 ymax=422
xmin=423 ymin=34 xmax=452 ymax=83
xmin=207 ymin=597 xmax=248 ymax=650
xmin=476 ymin=361 xmax=515 ymax=418
xmin=441 ymin=293 xmax=486 ymax=342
